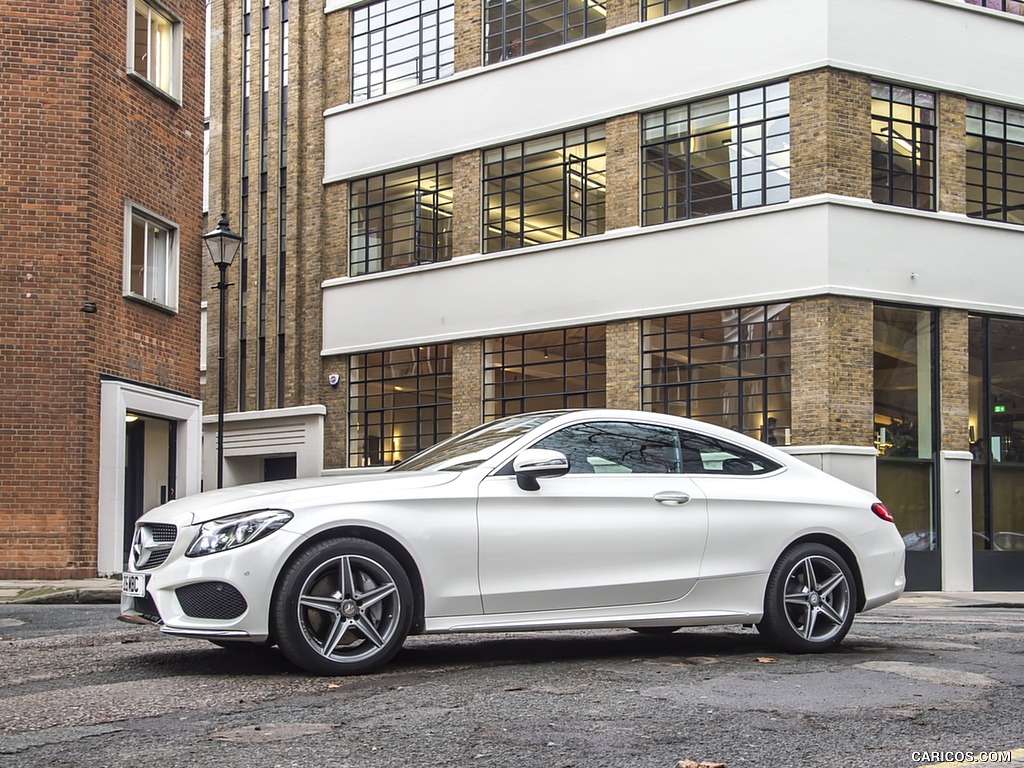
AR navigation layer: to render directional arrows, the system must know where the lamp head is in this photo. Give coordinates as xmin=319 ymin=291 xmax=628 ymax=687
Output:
xmin=203 ymin=212 xmax=242 ymax=269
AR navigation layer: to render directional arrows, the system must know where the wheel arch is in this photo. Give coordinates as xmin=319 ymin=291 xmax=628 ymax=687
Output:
xmin=270 ymin=526 xmax=427 ymax=641
xmin=781 ymin=534 xmax=866 ymax=613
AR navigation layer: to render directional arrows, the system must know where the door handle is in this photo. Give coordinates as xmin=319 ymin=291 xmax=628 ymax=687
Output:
xmin=654 ymin=491 xmax=691 ymax=505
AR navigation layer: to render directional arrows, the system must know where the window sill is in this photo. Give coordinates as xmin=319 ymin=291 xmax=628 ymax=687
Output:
xmin=127 ymin=70 xmax=182 ymax=107
xmin=125 ymin=293 xmax=178 ymax=316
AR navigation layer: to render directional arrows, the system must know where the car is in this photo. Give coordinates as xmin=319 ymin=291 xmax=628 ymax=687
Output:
xmin=119 ymin=409 xmax=906 ymax=676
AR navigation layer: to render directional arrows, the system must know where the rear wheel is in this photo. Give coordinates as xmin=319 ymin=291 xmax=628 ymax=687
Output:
xmin=757 ymin=543 xmax=857 ymax=653
xmin=272 ymin=538 xmax=413 ymax=676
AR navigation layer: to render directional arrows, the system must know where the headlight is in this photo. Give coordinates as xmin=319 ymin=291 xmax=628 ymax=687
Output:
xmin=186 ymin=509 xmax=293 ymax=558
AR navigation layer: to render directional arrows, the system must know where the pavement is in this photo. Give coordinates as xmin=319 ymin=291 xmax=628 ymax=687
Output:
xmin=0 ymin=578 xmax=1022 ymax=607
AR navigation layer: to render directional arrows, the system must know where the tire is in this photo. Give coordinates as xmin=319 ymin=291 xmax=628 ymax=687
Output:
xmin=272 ymin=537 xmax=413 ymax=676
xmin=629 ymin=626 xmax=682 ymax=635
xmin=757 ymin=542 xmax=857 ymax=653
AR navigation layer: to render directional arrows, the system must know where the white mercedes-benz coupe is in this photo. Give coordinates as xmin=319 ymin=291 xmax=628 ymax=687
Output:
xmin=119 ymin=409 xmax=905 ymax=676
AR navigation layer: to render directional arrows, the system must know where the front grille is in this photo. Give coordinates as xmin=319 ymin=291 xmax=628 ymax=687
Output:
xmin=131 ymin=523 xmax=177 ymax=570
xmin=176 ymin=582 xmax=248 ymax=620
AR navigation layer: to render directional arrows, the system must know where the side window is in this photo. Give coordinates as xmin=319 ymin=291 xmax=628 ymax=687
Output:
xmin=533 ymin=421 xmax=680 ymax=474
xmin=679 ymin=432 xmax=781 ymax=475
xmin=128 ymin=0 xmax=182 ymax=101
xmin=124 ymin=203 xmax=179 ymax=311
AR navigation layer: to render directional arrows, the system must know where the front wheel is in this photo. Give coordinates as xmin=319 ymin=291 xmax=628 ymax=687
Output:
xmin=272 ymin=538 xmax=413 ymax=676
xmin=757 ymin=543 xmax=857 ymax=653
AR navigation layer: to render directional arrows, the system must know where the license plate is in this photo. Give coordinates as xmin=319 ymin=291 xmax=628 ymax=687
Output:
xmin=121 ymin=572 xmax=147 ymax=598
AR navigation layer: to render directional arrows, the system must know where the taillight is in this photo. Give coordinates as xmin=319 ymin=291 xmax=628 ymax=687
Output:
xmin=872 ymin=502 xmax=895 ymax=523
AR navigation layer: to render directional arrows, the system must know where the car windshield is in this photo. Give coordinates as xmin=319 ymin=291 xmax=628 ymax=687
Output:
xmin=393 ymin=413 xmax=561 ymax=472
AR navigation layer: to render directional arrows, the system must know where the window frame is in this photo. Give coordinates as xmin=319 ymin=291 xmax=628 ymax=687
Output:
xmin=483 ymin=325 xmax=606 ymax=419
xmin=870 ymin=82 xmax=937 ymax=211
xmin=126 ymin=0 xmax=183 ymax=102
xmin=641 ymin=81 xmax=791 ymax=226
xmin=643 ymin=0 xmax=723 ymax=22
xmin=351 ymin=0 xmax=456 ymax=102
xmin=963 ymin=0 xmax=1024 ymax=16
xmin=123 ymin=203 xmax=180 ymax=312
xmin=348 ymin=344 xmax=453 ymax=467
xmin=349 ymin=158 xmax=455 ymax=276
xmin=642 ymin=304 xmax=792 ymax=445
xmin=483 ymin=0 xmax=607 ymax=65
xmin=483 ymin=125 xmax=606 ymax=254
xmin=966 ymin=99 xmax=1024 ymax=226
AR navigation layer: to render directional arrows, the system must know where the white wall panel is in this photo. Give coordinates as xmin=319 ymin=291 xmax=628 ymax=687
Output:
xmin=324 ymin=0 xmax=1024 ymax=183
xmin=321 ymin=199 xmax=1024 ymax=356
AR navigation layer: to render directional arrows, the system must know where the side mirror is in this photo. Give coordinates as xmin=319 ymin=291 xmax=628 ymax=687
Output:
xmin=512 ymin=448 xmax=570 ymax=491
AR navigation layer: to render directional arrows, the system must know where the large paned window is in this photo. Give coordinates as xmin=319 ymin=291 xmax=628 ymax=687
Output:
xmin=965 ymin=0 xmax=1024 ymax=15
xmin=871 ymin=83 xmax=936 ymax=211
xmin=874 ymin=306 xmax=937 ymax=551
xmin=644 ymin=0 xmax=721 ymax=21
xmin=350 ymin=159 xmax=453 ymax=276
xmin=125 ymin=205 xmax=178 ymax=310
xmin=483 ymin=126 xmax=606 ymax=253
xmin=484 ymin=0 xmax=606 ymax=64
xmin=642 ymin=304 xmax=791 ymax=444
xmin=967 ymin=101 xmax=1024 ymax=225
xmin=484 ymin=326 xmax=606 ymax=419
xmin=641 ymin=82 xmax=790 ymax=225
xmin=352 ymin=0 xmax=455 ymax=102
xmin=128 ymin=0 xmax=180 ymax=99
xmin=969 ymin=316 xmax=1024 ymax=552
xmin=349 ymin=345 xmax=452 ymax=466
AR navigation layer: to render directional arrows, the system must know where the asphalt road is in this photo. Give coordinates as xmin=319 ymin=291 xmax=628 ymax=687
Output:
xmin=0 ymin=600 xmax=1021 ymax=768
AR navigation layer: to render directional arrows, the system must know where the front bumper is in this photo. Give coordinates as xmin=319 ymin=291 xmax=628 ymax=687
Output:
xmin=118 ymin=520 xmax=303 ymax=643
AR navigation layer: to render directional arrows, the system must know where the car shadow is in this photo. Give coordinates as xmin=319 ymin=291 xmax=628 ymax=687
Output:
xmin=134 ymin=626 xmax=898 ymax=679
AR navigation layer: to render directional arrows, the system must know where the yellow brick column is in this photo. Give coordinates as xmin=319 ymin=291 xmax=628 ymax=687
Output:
xmin=454 ymin=0 xmax=482 ymax=73
xmin=607 ymin=0 xmax=641 ymax=29
xmin=605 ymin=319 xmax=641 ymax=410
xmin=452 ymin=339 xmax=483 ymax=432
xmin=790 ymin=296 xmax=874 ymax=447
xmin=939 ymin=308 xmax=970 ymax=452
xmin=323 ymin=4 xmax=350 ymax=107
xmin=605 ymin=114 xmax=640 ymax=231
xmin=790 ymin=69 xmax=873 ymax=200
xmin=453 ymin=150 xmax=482 ymax=257
xmin=938 ymin=92 xmax=968 ymax=215
xmin=322 ymin=356 xmax=349 ymax=469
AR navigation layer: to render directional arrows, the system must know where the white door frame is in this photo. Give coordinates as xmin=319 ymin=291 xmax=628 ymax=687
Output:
xmin=97 ymin=379 xmax=202 ymax=575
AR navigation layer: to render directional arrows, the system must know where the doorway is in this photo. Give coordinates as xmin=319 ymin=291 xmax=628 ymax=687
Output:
xmin=122 ymin=413 xmax=177 ymax=569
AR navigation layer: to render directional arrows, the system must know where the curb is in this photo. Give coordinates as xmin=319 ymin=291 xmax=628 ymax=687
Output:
xmin=0 ymin=587 xmax=121 ymax=606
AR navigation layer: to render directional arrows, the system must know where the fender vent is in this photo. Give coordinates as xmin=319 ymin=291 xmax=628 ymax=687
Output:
xmin=176 ymin=582 xmax=247 ymax=620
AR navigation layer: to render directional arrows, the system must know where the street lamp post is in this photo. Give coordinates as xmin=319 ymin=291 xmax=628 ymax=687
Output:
xmin=202 ymin=213 xmax=242 ymax=489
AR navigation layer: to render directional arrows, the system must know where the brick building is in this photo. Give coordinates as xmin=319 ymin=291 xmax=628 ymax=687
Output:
xmin=205 ymin=0 xmax=1024 ymax=590
xmin=0 ymin=0 xmax=207 ymax=577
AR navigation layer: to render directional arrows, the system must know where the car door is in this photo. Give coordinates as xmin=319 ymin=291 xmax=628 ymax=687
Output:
xmin=476 ymin=420 xmax=709 ymax=615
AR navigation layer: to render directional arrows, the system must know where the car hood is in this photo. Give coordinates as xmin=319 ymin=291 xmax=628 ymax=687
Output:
xmin=139 ymin=471 xmax=461 ymax=526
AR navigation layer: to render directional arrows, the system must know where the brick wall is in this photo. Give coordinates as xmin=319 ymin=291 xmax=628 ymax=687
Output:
xmin=452 ymin=340 xmax=483 ymax=434
xmin=605 ymin=114 xmax=640 ymax=231
xmin=607 ymin=0 xmax=641 ymax=29
xmin=939 ymin=309 xmax=970 ymax=452
xmin=605 ymin=320 xmax=641 ymax=409
xmin=454 ymin=0 xmax=482 ymax=73
xmin=453 ymin=151 xmax=482 ymax=257
xmin=938 ymin=92 xmax=968 ymax=215
xmin=791 ymin=69 xmax=873 ymax=200
xmin=0 ymin=1 xmax=205 ymax=577
xmin=790 ymin=296 xmax=875 ymax=447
